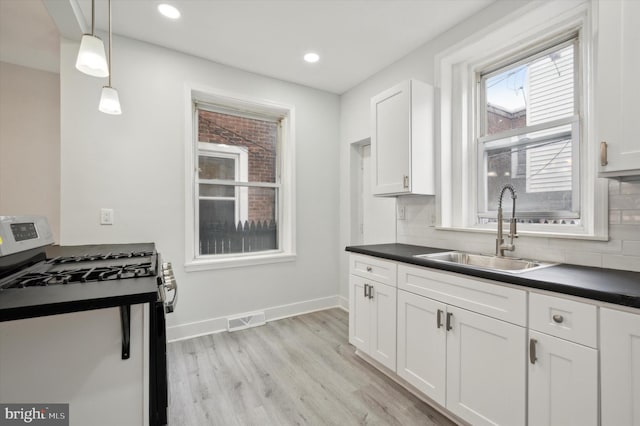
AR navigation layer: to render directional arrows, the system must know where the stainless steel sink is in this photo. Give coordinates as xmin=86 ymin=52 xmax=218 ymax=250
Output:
xmin=414 ymin=251 xmax=556 ymax=273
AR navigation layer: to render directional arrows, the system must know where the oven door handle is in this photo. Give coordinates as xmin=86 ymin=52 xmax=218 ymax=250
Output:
xmin=161 ymin=262 xmax=178 ymax=314
xmin=164 ymin=279 xmax=177 ymax=314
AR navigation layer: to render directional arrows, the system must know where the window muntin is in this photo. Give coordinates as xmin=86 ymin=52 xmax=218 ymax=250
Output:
xmin=195 ymin=107 xmax=280 ymax=257
xmin=477 ymin=36 xmax=580 ymax=224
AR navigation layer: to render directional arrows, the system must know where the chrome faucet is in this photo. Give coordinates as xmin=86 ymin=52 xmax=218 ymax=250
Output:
xmin=496 ymin=184 xmax=517 ymax=257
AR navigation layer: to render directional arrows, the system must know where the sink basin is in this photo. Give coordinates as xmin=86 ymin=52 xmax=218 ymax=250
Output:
xmin=414 ymin=251 xmax=556 ymax=273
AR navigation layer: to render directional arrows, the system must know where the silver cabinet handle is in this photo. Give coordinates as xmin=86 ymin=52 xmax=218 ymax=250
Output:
xmin=552 ymin=314 xmax=564 ymax=324
xmin=600 ymin=141 xmax=608 ymax=166
xmin=403 ymin=175 xmax=409 ymax=189
xmin=436 ymin=309 xmax=444 ymax=329
xmin=369 ymin=285 xmax=374 ymax=299
xmin=529 ymin=338 xmax=538 ymax=364
xmin=446 ymin=312 xmax=453 ymax=331
xmin=366 ymin=266 xmax=372 ymax=272
xmin=363 ymin=284 xmax=369 ymax=298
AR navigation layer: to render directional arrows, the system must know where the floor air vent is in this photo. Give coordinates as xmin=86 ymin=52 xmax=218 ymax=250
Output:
xmin=227 ymin=311 xmax=266 ymax=332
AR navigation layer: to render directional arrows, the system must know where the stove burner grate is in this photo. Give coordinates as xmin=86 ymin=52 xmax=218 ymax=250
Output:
xmin=3 ymin=262 xmax=154 ymax=289
xmin=47 ymin=251 xmax=154 ymax=264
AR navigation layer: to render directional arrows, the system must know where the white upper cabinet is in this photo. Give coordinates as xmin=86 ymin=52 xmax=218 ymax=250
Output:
xmin=370 ymin=80 xmax=434 ymax=195
xmin=597 ymin=0 xmax=640 ymax=178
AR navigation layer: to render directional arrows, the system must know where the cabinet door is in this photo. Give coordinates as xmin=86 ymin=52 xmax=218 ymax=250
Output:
xmin=601 ymin=308 xmax=640 ymax=426
xmin=369 ymin=282 xmax=397 ymax=371
xmin=348 ymin=275 xmax=371 ymax=352
xmin=446 ymin=306 xmax=526 ymax=426
xmin=528 ymin=331 xmax=597 ymax=426
xmin=397 ymin=290 xmax=446 ymax=405
xmin=371 ymin=80 xmax=411 ymax=194
xmin=597 ymin=0 xmax=640 ymax=177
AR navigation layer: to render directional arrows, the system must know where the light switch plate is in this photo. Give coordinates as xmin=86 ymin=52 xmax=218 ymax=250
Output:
xmin=100 ymin=208 xmax=114 ymax=225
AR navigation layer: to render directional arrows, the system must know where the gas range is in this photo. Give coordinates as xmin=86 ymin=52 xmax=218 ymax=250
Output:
xmin=0 ymin=217 xmax=176 ymax=321
xmin=0 ymin=216 xmax=173 ymax=425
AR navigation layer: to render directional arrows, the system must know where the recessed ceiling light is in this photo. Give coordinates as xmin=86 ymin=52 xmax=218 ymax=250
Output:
xmin=158 ymin=4 xmax=181 ymax=19
xmin=304 ymin=52 xmax=320 ymax=63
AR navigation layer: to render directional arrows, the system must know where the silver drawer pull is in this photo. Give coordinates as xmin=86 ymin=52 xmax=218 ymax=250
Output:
xmin=552 ymin=314 xmax=564 ymax=324
xmin=366 ymin=266 xmax=372 ymax=272
xmin=529 ymin=338 xmax=538 ymax=364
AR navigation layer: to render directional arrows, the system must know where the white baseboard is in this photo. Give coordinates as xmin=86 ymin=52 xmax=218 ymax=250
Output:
xmin=337 ymin=295 xmax=349 ymax=311
xmin=167 ymin=294 xmax=345 ymax=342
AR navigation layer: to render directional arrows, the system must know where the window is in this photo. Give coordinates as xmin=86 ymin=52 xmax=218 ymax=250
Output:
xmin=185 ymin=87 xmax=295 ymax=269
xmin=198 ymin=143 xmax=249 ymax=248
xmin=437 ymin=0 xmax=608 ymax=239
xmin=478 ymin=37 xmax=580 ymax=224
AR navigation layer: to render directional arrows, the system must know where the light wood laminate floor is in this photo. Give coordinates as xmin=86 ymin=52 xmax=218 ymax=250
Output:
xmin=167 ymin=308 xmax=457 ymax=426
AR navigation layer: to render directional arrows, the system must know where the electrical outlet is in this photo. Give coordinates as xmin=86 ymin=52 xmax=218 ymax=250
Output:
xmin=100 ymin=208 xmax=114 ymax=225
xmin=398 ymin=205 xmax=406 ymax=220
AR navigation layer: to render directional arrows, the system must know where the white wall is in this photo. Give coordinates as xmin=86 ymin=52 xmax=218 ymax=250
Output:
xmin=0 ymin=61 xmax=60 ymax=242
xmin=59 ymin=36 xmax=341 ymax=339
xmin=338 ymin=0 xmax=640 ymax=299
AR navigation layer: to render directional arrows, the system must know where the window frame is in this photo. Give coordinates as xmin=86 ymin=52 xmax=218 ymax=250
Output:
xmin=476 ymin=34 xmax=582 ymax=222
xmin=184 ymin=85 xmax=296 ymax=271
xmin=197 ymin=142 xmax=249 ymax=229
xmin=435 ymin=0 xmax=608 ymax=240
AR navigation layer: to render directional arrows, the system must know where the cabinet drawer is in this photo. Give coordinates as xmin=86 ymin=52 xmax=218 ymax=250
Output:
xmin=398 ymin=264 xmax=526 ymax=326
xmin=350 ymin=254 xmax=397 ymax=286
xmin=529 ymin=293 xmax=597 ymax=348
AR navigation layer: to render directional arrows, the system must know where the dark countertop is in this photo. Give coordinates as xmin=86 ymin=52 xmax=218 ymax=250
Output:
xmin=346 ymin=244 xmax=640 ymax=309
xmin=0 ymin=243 xmax=159 ymax=322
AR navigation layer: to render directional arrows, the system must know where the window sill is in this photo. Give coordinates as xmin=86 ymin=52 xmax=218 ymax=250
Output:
xmin=185 ymin=251 xmax=296 ymax=272
xmin=435 ymin=225 xmax=608 ymax=241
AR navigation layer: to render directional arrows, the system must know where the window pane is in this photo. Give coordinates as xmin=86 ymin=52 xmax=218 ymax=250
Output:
xmin=198 ymin=187 xmax=278 ymax=255
xmin=199 ymin=184 xmax=235 ymax=198
xmin=198 ymin=110 xmax=277 ymax=183
xmin=483 ymin=125 xmax=577 ymax=220
xmin=199 ymin=156 xmax=235 ymax=180
xmin=485 ymin=43 xmax=574 ymax=136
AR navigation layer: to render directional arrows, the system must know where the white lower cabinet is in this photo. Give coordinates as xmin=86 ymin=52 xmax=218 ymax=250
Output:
xmin=600 ymin=308 xmax=640 ymax=426
xmin=528 ymin=293 xmax=598 ymax=426
xmin=397 ymin=290 xmax=446 ymax=403
xmin=397 ymin=265 xmax=526 ymax=426
xmin=350 ymin=253 xmax=640 ymax=426
xmin=528 ymin=330 xmax=598 ymax=426
xmin=349 ymin=274 xmax=397 ymax=371
xmin=446 ymin=306 xmax=526 ymax=426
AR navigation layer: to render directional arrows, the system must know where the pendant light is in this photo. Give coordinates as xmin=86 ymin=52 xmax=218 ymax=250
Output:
xmin=99 ymin=0 xmax=122 ymax=115
xmin=75 ymin=0 xmax=109 ymax=77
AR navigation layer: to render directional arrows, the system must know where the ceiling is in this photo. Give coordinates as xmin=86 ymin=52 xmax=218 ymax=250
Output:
xmin=2 ymin=0 xmax=495 ymax=94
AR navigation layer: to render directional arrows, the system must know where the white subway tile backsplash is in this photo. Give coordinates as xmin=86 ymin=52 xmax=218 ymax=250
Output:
xmin=564 ymin=251 xmax=603 ymax=268
xmin=620 ymin=181 xmax=640 ymax=195
xmin=609 ymin=210 xmax=621 ymax=224
xmin=622 ymin=210 xmax=640 ymax=224
xmin=609 ymin=195 xmax=640 ymax=210
xmin=622 ymin=240 xmax=640 ymax=256
xmin=397 ymin=185 xmax=640 ymax=272
xmin=609 ymin=224 xmax=640 ymax=241
xmin=602 ymin=254 xmax=640 ymax=272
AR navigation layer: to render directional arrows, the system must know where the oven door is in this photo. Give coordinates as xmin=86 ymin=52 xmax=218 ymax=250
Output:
xmin=149 ymin=299 xmax=168 ymax=426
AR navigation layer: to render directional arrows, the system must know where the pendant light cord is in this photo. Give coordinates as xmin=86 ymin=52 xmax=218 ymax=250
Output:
xmin=108 ymin=0 xmax=112 ymax=87
xmin=91 ymin=0 xmax=95 ymax=35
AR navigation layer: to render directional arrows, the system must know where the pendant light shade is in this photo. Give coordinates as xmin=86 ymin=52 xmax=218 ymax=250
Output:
xmin=99 ymin=0 xmax=122 ymax=115
xmin=75 ymin=0 xmax=109 ymax=77
xmin=99 ymin=86 xmax=121 ymax=115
